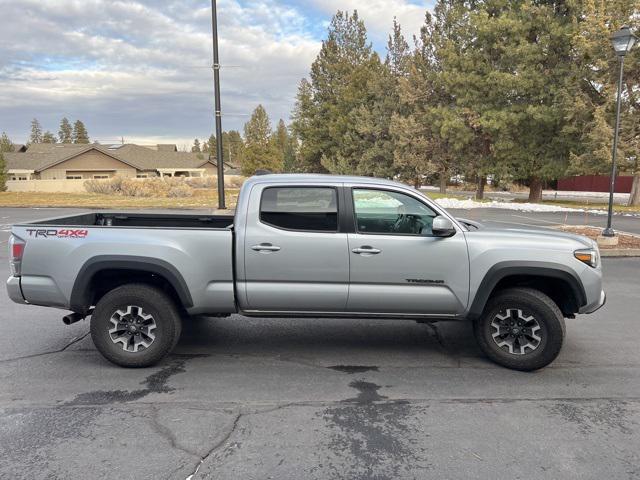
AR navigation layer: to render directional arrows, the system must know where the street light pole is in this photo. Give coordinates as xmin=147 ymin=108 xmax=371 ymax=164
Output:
xmin=603 ymin=26 xmax=637 ymax=237
xmin=603 ymin=55 xmax=625 ymax=237
xmin=211 ymin=0 xmax=225 ymax=210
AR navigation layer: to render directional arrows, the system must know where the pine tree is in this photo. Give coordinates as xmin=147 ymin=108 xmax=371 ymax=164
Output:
xmin=206 ymin=134 xmax=217 ymax=158
xmin=390 ymin=5 xmax=471 ymax=192
xmin=568 ymin=0 xmax=640 ymax=205
xmin=292 ymin=11 xmax=377 ymax=174
xmin=0 ymin=132 xmax=10 ymax=191
xmin=58 ymin=117 xmax=73 ymax=143
xmin=242 ymin=105 xmax=282 ymax=175
xmin=191 ymin=139 xmax=201 ymax=153
xmin=42 ymin=131 xmax=57 ymax=143
xmin=0 ymin=151 xmax=6 ymax=191
xmin=72 ymin=120 xmax=90 ymax=144
xmin=350 ymin=19 xmax=412 ymax=179
xmin=29 ymin=119 xmax=43 ymax=144
xmin=385 ymin=18 xmax=410 ymax=76
xmin=291 ymin=78 xmax=321 ymax=172
xmin=0 ymin=132 xmax=14 ymax=152
xmin=223 ymin=130 xmax=245 ymax=167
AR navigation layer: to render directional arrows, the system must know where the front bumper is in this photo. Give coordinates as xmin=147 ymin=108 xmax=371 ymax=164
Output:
xmin=579 ymin=289 xmax=606 ymax=314
xmin=6 ymin=276 xmax=27 ymax=304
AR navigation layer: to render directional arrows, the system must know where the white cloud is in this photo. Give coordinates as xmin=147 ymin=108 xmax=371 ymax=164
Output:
xmin=309 ymin=0 xmax=431 ymax=43
xmin=0 ymin=0 xmax=434 ymax=145
xmin=0 ymin=0 xmax=321 ymax=143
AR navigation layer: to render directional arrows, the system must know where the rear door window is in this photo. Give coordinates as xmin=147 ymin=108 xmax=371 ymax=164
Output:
xmin=260 ymin=187 xmax=338 ymax=232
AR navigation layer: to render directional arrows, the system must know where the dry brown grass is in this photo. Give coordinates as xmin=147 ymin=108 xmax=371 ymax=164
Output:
xmin=0 ymin=188 xmax=241 ymax=209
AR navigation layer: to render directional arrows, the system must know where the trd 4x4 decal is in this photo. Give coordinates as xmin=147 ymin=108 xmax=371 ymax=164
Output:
xmin=26 ymin=229 xmax=89 ymax=238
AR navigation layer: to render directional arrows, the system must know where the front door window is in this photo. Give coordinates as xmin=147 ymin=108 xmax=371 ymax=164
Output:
xmin=353 ymin=189 xmax=436 ymax=235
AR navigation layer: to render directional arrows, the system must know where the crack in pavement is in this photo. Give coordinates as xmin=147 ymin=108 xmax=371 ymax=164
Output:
xmin=424 ymin=322 xmax=462 ymax=367
xmin=185 ymin=410 xmax=242 ymax=480
xmin=148 ymin=405 xmax=201 ymax=460
xmin=0 ymin=330 xmax=91 ymax=363
xmin=5 ymin=396 xmax=640 ymax=413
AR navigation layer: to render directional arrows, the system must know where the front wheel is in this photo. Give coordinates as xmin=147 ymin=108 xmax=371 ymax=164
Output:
xmin=90 ymin=284 xmax=182 ymax=368
xmin=474 ymin=287 xmax=565 ymax=371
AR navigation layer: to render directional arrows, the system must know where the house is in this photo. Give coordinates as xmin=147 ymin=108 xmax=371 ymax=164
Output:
xmin=3 ymin=143 xmax=235 ymax=181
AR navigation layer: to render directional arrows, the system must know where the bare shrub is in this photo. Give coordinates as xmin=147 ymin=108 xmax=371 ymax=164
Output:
xmin=84 ymin=179 xmax=113 ymax=194
xmin=185 ymin=176 xmax=216 ymax=189
xmin=167 ymin=184 xmax=194 ymax=197
xmin=225 ymin=175 xmax=246 ymax=188
xmin=84 ymin=175 xmax=124 ymax=194
xmin=85 ymin=175 xmax=200 ymax=197
xmin=119 ymin=178 xmax=151 ymax=197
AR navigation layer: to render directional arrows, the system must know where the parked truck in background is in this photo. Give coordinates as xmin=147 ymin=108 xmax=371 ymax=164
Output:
xmin=6 ymin=174 xmax=606 ymax=370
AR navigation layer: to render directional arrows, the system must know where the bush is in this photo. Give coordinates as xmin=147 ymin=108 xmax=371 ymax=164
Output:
xmin=167 ymin=184 xmax=194 ymax=197
xmin=185 ymin=176 xmax=215 ymax=189
xmin=84 ymin=177 xmax=120 ymax=194
xmin=83 ymin=175 xmax=242 ymax=198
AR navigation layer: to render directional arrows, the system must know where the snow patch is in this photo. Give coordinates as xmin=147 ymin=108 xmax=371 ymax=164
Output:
xmin=434 ymin=197 xmax=608 ymax=214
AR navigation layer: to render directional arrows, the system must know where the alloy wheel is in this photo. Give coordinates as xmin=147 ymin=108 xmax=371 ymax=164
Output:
xmin=108 ymin=305 xmax=157 ymax=353
xmin=490 ymin=308 xmax=542 ymax=355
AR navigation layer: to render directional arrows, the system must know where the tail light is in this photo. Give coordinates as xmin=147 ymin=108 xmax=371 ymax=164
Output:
xmin=9 ymin=235 xmax=25 ymax=277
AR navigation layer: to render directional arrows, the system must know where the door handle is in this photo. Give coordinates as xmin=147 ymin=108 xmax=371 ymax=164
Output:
xmin=251 ymin=243 xmax=281 ymax=252
xmin=352 ymin=246 xmax=381 ymax=255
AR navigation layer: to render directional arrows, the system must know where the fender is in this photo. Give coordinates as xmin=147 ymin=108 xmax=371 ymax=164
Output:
xmin=467 ymin=261 xmax=587 ymax=319
xmin=70 ymin=255 xmax=193 ymax=312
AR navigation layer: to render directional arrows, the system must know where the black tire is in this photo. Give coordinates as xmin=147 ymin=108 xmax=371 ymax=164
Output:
xmin=90 ymin=283 xmax=182 ymax=368
xmin=474 ymin=287 xmax=565 ymax=371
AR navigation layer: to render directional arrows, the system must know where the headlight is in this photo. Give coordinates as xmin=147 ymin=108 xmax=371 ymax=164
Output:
xmin=574 ymin=248 xmax=599 ymax=268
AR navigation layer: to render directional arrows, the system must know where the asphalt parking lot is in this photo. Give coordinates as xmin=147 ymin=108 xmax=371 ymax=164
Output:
xmin=1 ymin=207 xmax=639 ymax=479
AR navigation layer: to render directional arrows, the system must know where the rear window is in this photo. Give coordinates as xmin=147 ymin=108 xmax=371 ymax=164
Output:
xmin=260 ymin=187 xmax=338 ymax=232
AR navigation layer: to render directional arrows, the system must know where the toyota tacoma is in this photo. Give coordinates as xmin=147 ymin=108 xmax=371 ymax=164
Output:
xmin=6 ymin=174 xmax=605 ymax=370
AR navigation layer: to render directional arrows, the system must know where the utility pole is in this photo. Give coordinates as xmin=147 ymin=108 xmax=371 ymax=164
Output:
xmin=211 ymin=0 xmax=225 ymax=210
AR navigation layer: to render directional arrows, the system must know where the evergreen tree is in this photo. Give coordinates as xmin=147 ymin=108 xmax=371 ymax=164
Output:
xmin=72 ymin=120 xmax=90 ymax=144
xmin=58 ymin=117 xmax=73 ymax=143
xmin=292 ymin=11 xmax=378 ymax=174
xmin=206 ymin=134 xmax=217 ymax=158
xmin=191 ymin=139 xmax=201 ymax=153
xmin=242 ymin=105 xmax=282 ymax=175
xmin=438 ymin=1 xmax=579 ymax=201
xmin=0 ymin=151 xmax=6 ymax=191
xmin=29 ymin=118 xmax=43 ymax=144
xmin=42 ymin=131 xmax=57 ymax=143
xmin=0 ymin=132 xmax=8 ymax=191
xmin=568 ymin=0 xmax=640 ymax=205
xmin=223 ymin=130 xmax=245 ymax=167
xmin=0 ymin=132 xmax=14 ymax=152
xmin=272 ymin=120 xmax=297 ymax=173
xmin=291 ymin=78 xmax=321 ymax=172
xmin=385 ymin=17 xmax=411 ymax=76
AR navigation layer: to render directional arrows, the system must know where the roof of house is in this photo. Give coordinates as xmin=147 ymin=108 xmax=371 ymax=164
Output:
xmin=3 ymin=143 xmax=217 ymax=172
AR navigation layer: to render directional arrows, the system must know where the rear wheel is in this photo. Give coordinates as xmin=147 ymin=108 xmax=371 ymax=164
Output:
xmin=474 ymin=287 xmax=565 ymax=371
xmin=90 ymin=284 xmax=182 ymax=367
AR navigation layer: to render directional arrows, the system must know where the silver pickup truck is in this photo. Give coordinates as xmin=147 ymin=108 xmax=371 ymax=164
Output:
xmin=7 ymin=174 xmax=605 ymax=370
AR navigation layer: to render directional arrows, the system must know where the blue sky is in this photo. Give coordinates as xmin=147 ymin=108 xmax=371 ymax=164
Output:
xmin=0 ymin=0 xmax=433 ymax=148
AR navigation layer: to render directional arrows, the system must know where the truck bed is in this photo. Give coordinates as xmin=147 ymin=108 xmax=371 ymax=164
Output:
xmin=11 ymin=211 xmax=237 ymax=315
xmin=23 ymin=212 xmax=234 ymax=229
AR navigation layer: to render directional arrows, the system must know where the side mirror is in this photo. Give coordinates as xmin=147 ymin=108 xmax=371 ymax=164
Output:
xmin=432 ymin=216 xmax=456 ymax=237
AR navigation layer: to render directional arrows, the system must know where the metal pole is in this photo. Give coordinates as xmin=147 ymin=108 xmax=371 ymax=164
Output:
xmin=603 ymin=55 xmax=625 ymax=237
xmin=211 ymin=0 xmax=225 ymax=210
